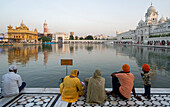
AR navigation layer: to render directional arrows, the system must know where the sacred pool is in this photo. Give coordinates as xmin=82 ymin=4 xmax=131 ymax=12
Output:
xmin=0 ymin=43 xmax=170 ymax=88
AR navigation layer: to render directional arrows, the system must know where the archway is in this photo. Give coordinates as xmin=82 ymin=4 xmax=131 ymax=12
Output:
xmin=58 ymin=37 xmax=63 ymax=43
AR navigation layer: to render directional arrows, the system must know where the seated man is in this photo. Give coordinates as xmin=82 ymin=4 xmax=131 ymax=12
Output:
xmin=1 ymin=65 xmax=26 ymax=97
xmin=110 ymin=64 xmax=141 ymax=100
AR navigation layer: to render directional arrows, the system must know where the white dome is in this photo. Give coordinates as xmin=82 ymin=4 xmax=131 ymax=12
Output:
xmin=139 ymin=19 xmax=144 ymax=24
xmin=159 ymin=16 xmax=166 ymax=23
xmin=138 ymin=19 xmax=145 ymax=26
xmin=147 ymin=5 xmax=156 ymax=13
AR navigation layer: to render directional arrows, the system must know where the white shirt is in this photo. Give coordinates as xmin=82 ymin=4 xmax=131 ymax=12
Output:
xmin=1 ymin=72 xmax=22 ymax=97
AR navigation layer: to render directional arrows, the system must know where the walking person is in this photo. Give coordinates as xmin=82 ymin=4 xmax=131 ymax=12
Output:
xmin=1 ymin=65 xmax=26 ymax=97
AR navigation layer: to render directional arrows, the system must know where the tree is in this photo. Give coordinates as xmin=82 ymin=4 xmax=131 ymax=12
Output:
xmin=79 ymin=37 xmax=83 ymax=40
xmin=69 ymin=35 xmax=74 ymax=40
xmin=40 ymin=36 xmax=51 ymax=42
xmin=75 ymin=36 xmax=78 ymax=40
xmin=85 ymin=35 xmax=93 ymax=40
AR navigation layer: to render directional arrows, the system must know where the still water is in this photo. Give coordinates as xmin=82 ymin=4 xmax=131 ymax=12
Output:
xmin=0 ymin=44 xmax=170 ymax=88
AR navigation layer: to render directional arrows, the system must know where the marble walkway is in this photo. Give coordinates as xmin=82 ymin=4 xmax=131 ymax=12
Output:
xmin=0 ymin=88 xmax=170 ymax=107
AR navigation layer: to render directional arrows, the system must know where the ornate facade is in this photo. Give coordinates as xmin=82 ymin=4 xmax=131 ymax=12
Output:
xmin=8 ymin=21 xmax=38 ymax=43
xmin=116 ymin=4 xmax=170 ymax=45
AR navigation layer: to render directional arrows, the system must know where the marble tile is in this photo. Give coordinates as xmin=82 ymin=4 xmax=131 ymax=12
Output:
xmin=164 ymin=96 xmax=170 ymax=100
xmin=127 ymin=101 xmax=135 ymax=105
xmin=77 ymin=101 xmax=84 ymax=105
xmin=119 ymin=101 xmax=126 ymax=105
xmin=156 ymin=96 xmax=164 ymax=100
xmin=110 ymin=101 xmax=118 ymax=105
xmin=161 ymin=101 xmax=170 ymax=106
xmin=135 ymin=101 xmax=144 ymax=105
xmin=152 ymin=101 xmax=161 ymax=105
xmin=144 ymin=101 xmax=152 ymax=105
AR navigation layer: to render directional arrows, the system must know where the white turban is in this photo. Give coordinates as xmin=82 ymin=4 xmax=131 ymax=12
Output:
xmin=9 ymin=65 xmax=17 ymax=71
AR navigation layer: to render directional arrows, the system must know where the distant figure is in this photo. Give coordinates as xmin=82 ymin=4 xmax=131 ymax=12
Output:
xmin=110 ymin=64 xmax=141 ymax=100
xmin=1 ymin=65 xmax=26 ymax=97
xmin=60 ymin=69 xmax=83 ymax=104
xmin=86 ymin=69 xmax=107 ymax=104
xmin=141 ymin=64 xmax=151 ymax=99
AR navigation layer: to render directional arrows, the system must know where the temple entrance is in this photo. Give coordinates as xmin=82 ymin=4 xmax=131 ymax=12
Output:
xmin=58 ymin=37 xmax=63 ymax=43
xmin=141 ymin=36 xmax=143 ymax=42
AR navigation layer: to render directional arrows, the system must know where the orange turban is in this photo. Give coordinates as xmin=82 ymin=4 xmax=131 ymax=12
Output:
xmin=122 ymin=64 xmax=130 ymax=72
xmin=142 ymin=64 xmax=150 ymax=72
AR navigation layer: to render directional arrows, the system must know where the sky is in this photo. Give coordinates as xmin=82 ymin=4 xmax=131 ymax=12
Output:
xmin=0 ymin=0 xmax=170 ymax=37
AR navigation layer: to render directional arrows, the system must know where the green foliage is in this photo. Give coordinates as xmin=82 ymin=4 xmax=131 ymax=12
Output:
xmin=150 ymin=33 xmax=170 ymax=38
xmin=75 ymin=36 xmax=78 ymax=40
xmin=69 ymin=35 xmax=74 ymax=40
xmin=122 ymin=37 xmax=132 ymax=39
xmin=85 ymin=35 xmax=93 ymax=40
xmin=40 ymin=36 xmax=51 ymax=42
xmin=38 ymin=38 xmax=41 ymax=41
xmin=79 ymin=37 xmax=84 ymax=40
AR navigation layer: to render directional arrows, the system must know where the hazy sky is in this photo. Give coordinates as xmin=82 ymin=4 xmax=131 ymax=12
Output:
xmin=0 ymin=0 xmax=170 ymax=37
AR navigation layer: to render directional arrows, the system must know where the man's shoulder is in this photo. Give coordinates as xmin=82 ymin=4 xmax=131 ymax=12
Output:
xmin=11 ymin=73 xmax=22 ymax=79
xmin=15 ymin=73 xmax=21 ymax=77
xmin=2 ymin=72 xmax=10 ymax=77
xmin=129 ymin=73 xmax=134 ymax=76
xmin=120 ymin=73 xmax=135 ymax=78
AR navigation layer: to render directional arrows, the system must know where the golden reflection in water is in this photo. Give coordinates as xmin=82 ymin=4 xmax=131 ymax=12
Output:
xmin=6 ymin=44 xmax=106 ymax=66
xmin=8 ymin=46 xmax=38 ymax=66
xmin=44 ymin=50 xmax=48 ymax=65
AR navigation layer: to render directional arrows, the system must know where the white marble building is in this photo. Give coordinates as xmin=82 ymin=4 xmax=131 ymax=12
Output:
xmin=52 ymin=32 xmax=69 ymax=43
xmin=116 ymin=4 xmax=170 ymax=45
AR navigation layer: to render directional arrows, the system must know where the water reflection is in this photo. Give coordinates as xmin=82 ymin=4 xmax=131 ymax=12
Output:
xmin=8 ymin=46 xmax=38 ymax=66
xmin=0 ymin=44 xmax=170 ymax=88
xmin=112 ymin=45 xmax=170 ymax=81
xmin=85 ymin=45 xmax=93 ymax=52
xmin=2 ymin=44 xmax=170 ymax=72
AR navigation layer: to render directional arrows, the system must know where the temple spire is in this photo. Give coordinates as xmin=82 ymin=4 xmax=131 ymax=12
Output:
xmin=21 ymin=20 xmax=24 ymax=26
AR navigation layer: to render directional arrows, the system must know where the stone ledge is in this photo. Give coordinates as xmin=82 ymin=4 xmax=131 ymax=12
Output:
xmin=1 ymin=88 xmax=169 ymax=94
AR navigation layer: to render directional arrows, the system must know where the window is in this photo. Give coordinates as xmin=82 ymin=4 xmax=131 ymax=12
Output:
xmin=168 ymin=26 xmax=170 ymax=29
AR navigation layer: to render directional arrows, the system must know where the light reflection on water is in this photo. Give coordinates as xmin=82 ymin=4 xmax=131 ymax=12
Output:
xmin=0 ymin=44 xmax=170 ymax=88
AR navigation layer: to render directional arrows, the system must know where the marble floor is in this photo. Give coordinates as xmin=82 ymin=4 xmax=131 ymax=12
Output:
xmin=4 ymin=93 xmax=60 ymax=107
xmin=71 ymin=94 xmax=170 ymax=107
xmin=0 ymin=88 xmax=170 ymax=107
